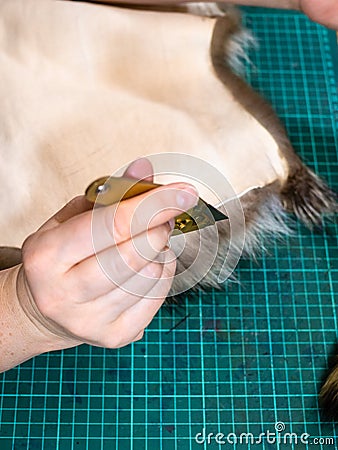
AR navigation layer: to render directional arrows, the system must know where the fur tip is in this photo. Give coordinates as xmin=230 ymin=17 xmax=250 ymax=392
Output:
xmin=216 ymin=6 xmax=257 ymax=76
xmin=226 ymin=27 xmax=257 ymax=75
xmin=169 ymin=191 xmax=292 ymax=298
xmin=281 ymin=166 xmax=338 ymax=228
xmin=185 ymin=2 xmax=226 ymax=18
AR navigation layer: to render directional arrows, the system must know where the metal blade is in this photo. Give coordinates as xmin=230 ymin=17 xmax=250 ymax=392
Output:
xmin=85 ymin=176 xmax=228 ymax=234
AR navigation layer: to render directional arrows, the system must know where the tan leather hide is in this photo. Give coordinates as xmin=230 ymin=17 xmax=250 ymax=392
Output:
xmin=0 ymin=0 xmax=289 ymax=247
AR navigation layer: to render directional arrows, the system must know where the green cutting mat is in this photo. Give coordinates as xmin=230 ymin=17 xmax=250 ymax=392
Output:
xmin=1 ymin=8 xmax=337 ymax=450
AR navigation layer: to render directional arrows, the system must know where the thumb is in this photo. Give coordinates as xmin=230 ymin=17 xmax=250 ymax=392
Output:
xmin=123 ymin=157 xmax=154 ymax=182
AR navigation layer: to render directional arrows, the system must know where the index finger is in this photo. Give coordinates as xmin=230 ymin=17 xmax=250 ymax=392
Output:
xmin=47 ymin=182 xmax=198 ymax=268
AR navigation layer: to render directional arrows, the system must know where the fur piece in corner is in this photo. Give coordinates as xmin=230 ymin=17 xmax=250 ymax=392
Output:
xmin=319 ymin=356 xmax=338 ymax=421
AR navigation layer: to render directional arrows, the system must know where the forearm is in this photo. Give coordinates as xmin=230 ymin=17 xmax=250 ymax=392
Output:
xmin=70 ymin=0 xmax=338 ymax=28
xmin=0 ymin=265 xmax=75 ymax=373
xmin=83 ymin=0 xmax=299 ymax=8
xmin=225 ymin=0 xmax=298 ymax=8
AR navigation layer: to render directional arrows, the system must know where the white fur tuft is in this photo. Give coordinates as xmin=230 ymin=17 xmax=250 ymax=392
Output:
xmin=169 ymin=191 xmax=292 ymax=297
xmin=185 ymin=2 xmax=225 ymax=17
xmin=185 ymin=3 xmax=257 ymax=75
xmin=226 ymin=28 xmax=257 ymax=75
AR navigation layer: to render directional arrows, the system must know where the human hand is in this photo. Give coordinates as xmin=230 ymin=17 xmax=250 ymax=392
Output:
xmin=18 ymin=159 xmax=198 ymax=350
xmin=299 ymin=0 xmax=338 ymax=30
xmin=233 ymin=0 xmax=338 ymax=29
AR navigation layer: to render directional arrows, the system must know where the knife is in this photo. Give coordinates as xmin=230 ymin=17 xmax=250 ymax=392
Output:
xmin=85 ymin=176 xmax=227 ymax=234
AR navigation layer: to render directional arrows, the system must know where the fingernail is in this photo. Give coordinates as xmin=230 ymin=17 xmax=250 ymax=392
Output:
xmin=176 ymin=186 xmax=199 ymax=210
xmin=168 ymin=218 xmax=175 ymax=230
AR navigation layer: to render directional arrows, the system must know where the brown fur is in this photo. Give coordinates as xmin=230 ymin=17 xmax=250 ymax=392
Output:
xmin=210 ymin=12 xmax=338 ymax=420
xmin=319 ymin=354 xmax=338 ymax=421
xmin=210 ymin=13 xmax=337 ymax=228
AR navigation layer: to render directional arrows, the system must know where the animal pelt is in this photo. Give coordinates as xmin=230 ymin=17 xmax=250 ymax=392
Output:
xmin=0 ymin=0 xmax=336 ymax=257
xmin=0 ymin=0 xmax=337 ymax=413
xmin=0 ymin=0 xmax=336 ymax=285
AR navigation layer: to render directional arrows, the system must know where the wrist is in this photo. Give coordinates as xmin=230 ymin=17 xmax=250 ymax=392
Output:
xmin=0 ymin=265 xmax=80 ymax=372
xmin=17 ymin=265 xmax=82 ymax=348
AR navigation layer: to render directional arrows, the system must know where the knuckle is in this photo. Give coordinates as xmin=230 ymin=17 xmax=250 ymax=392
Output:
xmin=163 ymin=256 xmax=177 ymax=278
xmin=96 ymin=323 xmax=126 ymax=348
xmin=22 ymin=230 xmax=64 ymax=275
xmin=150 ymin=225 xmax=170 ymax=251
xmin=106 ymin=204 xmax=130 ymax=244
xmin=133 ymin=330 xmax=144 ymax=342
xmin=22 ymin=235 xmax=46 ymax=274
xmin=100 ymin=334 xmax=125 ymax=349
xmin=128 ymin=207 xmax=143 ymax=236
xmin=100 ymin=320 xmax=145 ymax=349
xmin=147 ymin=270 xmax=174 ymax=300
xmin=110 ymin=216 xmax=125 ymax=245
xmin=101 ymin=245 xmax=135 ymax=279
xmin=120 ymin=245 xmax=138 ymax=272
xmin=142 ymin=261 xmax=163 ymax=280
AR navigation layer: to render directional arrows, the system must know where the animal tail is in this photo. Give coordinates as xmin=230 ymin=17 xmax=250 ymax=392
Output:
xmin=280 ymin=163 xmax=338 ymax=228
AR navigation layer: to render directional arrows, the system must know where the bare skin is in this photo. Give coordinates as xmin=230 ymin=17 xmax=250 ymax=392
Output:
xmin=0 ymin=159 xmax=198 ymax=372
xmin=87 ymin=0 xmax=338 ymax=29
xmin=299 ymin=0 xmax=338 ymax=29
